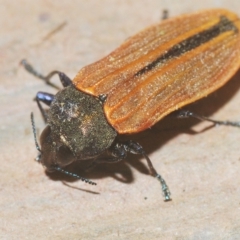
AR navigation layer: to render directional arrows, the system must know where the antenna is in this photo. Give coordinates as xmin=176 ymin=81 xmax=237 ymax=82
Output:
xmin=30 ymin=112 xmax=42 ymax=153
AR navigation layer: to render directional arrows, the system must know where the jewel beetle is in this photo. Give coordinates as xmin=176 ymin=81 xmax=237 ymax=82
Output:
xmin=22 ymin=9 xmax=240 ymax=201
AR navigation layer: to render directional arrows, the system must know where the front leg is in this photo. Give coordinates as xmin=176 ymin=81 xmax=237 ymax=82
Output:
xmin=21 ymin=60 xmax=73 ymax=122
xmin=94 ymin=140 xmax=171 ymax=201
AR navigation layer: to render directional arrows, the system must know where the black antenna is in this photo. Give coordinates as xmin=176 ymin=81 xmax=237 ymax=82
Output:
xmin=53 ymin=166 xmax=97 ymax=185
xmin=30 ymin=112 xmax=42 ymax=153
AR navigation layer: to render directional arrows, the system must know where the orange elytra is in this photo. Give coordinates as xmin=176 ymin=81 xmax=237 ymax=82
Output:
xmin=73 ymin=9 xmax=240 ymax=134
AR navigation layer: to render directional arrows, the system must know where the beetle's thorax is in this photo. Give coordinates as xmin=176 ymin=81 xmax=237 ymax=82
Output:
xmin=45 ymin=85 xmax=117 ymax=161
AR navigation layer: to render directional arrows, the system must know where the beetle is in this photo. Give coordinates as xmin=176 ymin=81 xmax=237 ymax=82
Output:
xmin=22 ymin=9 xmax=240 ymax=201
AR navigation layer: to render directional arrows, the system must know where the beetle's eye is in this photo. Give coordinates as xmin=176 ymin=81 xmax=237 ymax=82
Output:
xmin=40 ymin=126 xmax=52 ymax=147
xmin=56 ymin=145 xmax=75 ymax=166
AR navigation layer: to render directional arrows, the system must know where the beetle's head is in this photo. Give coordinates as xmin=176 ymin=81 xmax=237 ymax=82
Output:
xmin=30 ymin=112 xmax=97 ymax=185
xmin=30 ymin=113 xmax=75 ymax=171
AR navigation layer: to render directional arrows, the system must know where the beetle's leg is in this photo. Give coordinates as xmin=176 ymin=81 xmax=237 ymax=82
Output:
xmin=20 ymin=59 xmax=72 ymax=89
xmin=95 ymin=141 xmax=171 ymax=201
xmin=121 ymin=141 xmax=171 ymax=201
xmin=162 ymin=9 xmax=169 ymax=20
xmin=84 ymin=144 xmax=127 ymax=172
xmin=36 ymin=92 xmax=54 ymax=106
xmin=178 ymin=110 xmax=240 ymax=127
xmin=35 ymin=91 xmax=55 ymax=123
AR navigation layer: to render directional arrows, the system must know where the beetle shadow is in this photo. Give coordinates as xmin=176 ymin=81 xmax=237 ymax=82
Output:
xmin=46 ymin=69 xmax=240 ymax=189
xmin=45 ymin=156 xmax=134 ymax=188
xmin=61 ymin=181 xmax=100 ymax=194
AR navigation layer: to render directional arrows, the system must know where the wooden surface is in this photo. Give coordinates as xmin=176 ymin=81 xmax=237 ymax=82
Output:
xmin=1 ymin=1 xmax=240 ymax=239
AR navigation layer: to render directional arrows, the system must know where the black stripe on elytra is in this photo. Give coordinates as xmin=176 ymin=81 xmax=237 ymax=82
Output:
xmin=135 ymin=16 xmax=238 ymax=76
